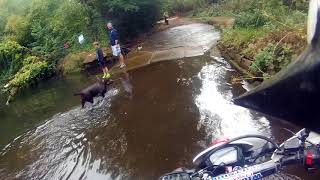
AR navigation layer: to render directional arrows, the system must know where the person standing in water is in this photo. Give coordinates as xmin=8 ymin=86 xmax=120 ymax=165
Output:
xmin=107 ymin=22 xmax=126 ymax=68
xmin=94 ymin=42 xmax=111 ymax=79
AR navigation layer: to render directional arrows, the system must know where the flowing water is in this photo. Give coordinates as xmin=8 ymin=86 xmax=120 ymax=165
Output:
xmin=0 ymin=23 xmax=319 ymax=180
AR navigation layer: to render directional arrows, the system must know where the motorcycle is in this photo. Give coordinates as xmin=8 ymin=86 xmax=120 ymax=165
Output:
xmin=160 ymin=129 xmax=320 ymax=180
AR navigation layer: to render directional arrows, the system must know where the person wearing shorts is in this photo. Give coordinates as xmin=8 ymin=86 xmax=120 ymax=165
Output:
xmin=94 ymin=42 xmax=110 ymax=79
xmin=107 ymin=22 xmax=126 ymax=68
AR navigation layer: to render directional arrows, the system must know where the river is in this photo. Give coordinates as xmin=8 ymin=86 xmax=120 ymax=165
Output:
xmin=0 ymin=23 xmax=318 ymax=179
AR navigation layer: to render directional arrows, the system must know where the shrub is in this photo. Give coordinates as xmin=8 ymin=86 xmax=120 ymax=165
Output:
xmin=235 ymin=9 xmax=268 ymax=28
xmin=0 ymin=40 xmax=28 ymax=84
xmin=0 ymin=43 xmax=54 ymax=96
xmin=161 ymin=0 xmax=207 ymax=15
xmin=222 ymin=28 xmax=267 ymax=49
xmin=250 ymin=43 xmax=294 ymax=77
xmin=61 ymin=53 xmax=84 ymax=74
xmin=4 ymin=15 xmax=33 ymax=46
xmin=8 ymin=56 xmax=49 ymax=88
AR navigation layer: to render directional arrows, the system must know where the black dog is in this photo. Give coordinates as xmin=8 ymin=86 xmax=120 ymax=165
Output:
xmin=74 ymin=78 xmax=113 ymax=108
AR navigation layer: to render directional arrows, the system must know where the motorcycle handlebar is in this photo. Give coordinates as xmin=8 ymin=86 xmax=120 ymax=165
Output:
xmin=210 ymin=148 xmax=318 ymax=180
xmin=160 ymin=130 xmax=320 ymax=180
xmin=160 ymin=150 xmax=317 ymax=180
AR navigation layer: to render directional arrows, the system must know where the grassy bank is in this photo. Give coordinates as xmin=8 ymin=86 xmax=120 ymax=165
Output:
xmin=188 ymin=0 xmax=308 ymax=80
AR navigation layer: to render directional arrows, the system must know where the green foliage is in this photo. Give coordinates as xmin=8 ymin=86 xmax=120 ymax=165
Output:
xmin=28 ymin=0 xmax=93 ymax=55
xmin=98 ymin=0 xmax=161 ymax=39
xmin=235 ymin=9 xmax=268 ymax=28
xmin=0 ymin=41 xmax=28 ymax=84
xmin=0 ymin=0 xmax=32 ymax=38
xmin=61 ymin=53 xmax=84 ymax=74
xmin=222 ymin=28 xmax=267 ymax=49
xmin=4 ymin=15 xmax=33 ymax=46
xmin=1 ymin=0 xmax=162 ymax=54
xmin=204 ymin=0 xmax=308 ymax=79
xmin=250 ymin=43 xmax=294 ymax=77
xmin=0 ymin=14 xmax=6 ymax=36
xmin=161 ymin=0 xmax=208 ymax=15
xmin=9 ymin=56 xmax=49 ymax=88
xmin=0 ymin=41 xmax=54 ymax=97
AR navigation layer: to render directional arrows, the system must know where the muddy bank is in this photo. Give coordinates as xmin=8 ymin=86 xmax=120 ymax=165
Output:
xmin=216 ymin=29 xmax=307 ymax=83
xmin=217 ymin=42 xmax=256 ymax=78
xmin=195 ymin=16 xmax=235 ymax=29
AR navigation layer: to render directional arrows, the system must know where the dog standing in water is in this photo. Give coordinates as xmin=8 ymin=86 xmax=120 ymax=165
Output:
xmin=74 ymin=78 xmax=113 ymax=108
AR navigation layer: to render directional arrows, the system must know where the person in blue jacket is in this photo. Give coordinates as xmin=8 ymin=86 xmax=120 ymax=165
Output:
xmin=107 ymin=22 xmax=126 ymax=68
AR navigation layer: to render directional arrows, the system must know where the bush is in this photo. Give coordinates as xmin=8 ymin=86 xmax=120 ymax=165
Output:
xmin=8 ymin=56 xmax=49 ymax=89
xmin=61 ymin=53 xmax=84 ymax=74
xmin=235 ymin=9 xmax=268 ymax=28
xmin=222 ymin=28 xmax=267 ymax=49
xmin=103 ymin=0 xmax=161 ymax=40
xmin=0 ymin=41 xmax=28 ymax=84
xmin=161 ymin=0 xmax=207 ymax=15
xmin=250 ymin=43 xmax=294 ymax=77
xmin=28 ymin=0 xmax=93 ymax=55
xmin=4 ymin=15 xmax=33 ymax=46
xmin=0 ymin=41 xmax=54 ymax=96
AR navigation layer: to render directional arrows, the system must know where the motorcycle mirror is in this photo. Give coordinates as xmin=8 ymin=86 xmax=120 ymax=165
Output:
xmin=233 ymin=0 xmax=320 ymax=133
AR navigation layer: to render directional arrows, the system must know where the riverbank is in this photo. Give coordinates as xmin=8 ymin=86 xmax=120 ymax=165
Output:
xmin=216 ymin=27 xmax=306 ymax=82
xmin=186 ymin=0 xmax=308 ymax=82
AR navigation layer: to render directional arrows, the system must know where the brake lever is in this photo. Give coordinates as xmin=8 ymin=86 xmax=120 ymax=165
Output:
xmin=283 ymin=128 xmax=314 ymax=145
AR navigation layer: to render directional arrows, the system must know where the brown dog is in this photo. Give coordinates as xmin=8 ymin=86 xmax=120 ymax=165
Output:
xmin=74 ymin=78 xmax=113 ymax=108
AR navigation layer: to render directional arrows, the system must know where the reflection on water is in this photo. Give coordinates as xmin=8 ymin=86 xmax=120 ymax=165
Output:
xmin=0 ymin=74 xmax=96 ymax=147
xmin=0 ymin=89 xmax=118 ymax=179
xmin=120 ymin=70 xmax=133 ymax=99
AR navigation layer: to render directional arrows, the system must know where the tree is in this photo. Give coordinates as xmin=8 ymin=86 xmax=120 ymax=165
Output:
xmin=79 ymin=0 xmax=161 ymax=41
